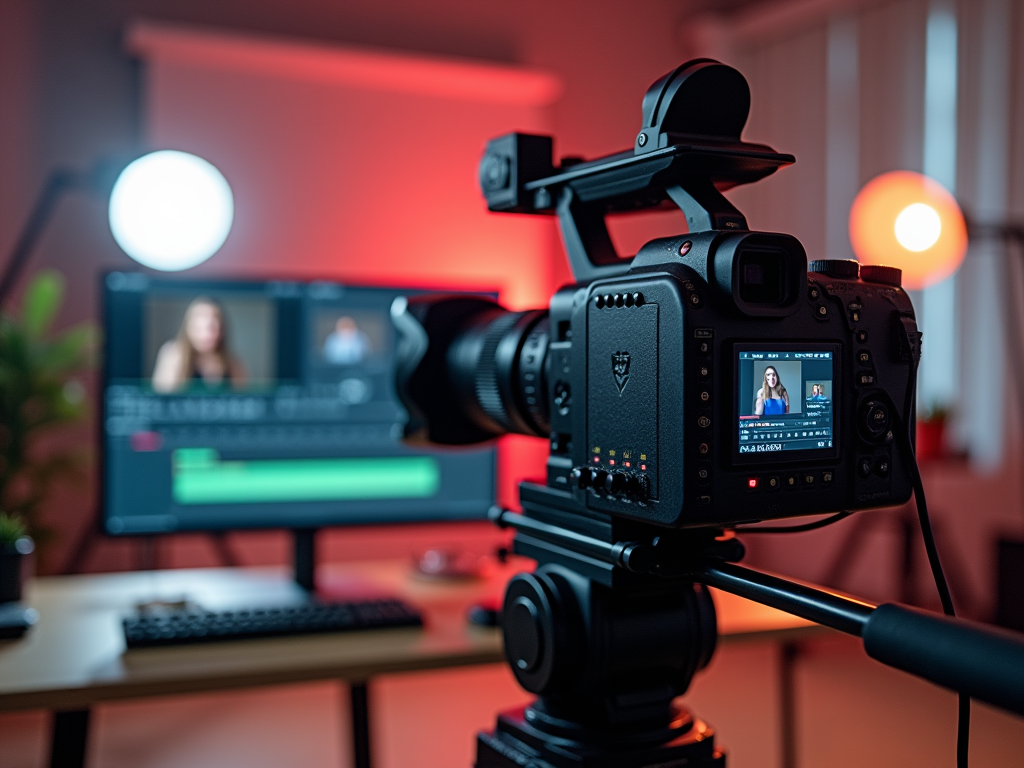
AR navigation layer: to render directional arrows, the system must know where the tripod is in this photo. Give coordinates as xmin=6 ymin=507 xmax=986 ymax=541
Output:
xmin=477 ymin=487 xmax=1024 ymax=768
xmin=478 ymin=499 xmax=726 ymax=768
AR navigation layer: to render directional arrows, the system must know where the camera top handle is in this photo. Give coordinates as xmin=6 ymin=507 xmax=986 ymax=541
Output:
xmin=478 ymin=60 xmax=795 ymax=282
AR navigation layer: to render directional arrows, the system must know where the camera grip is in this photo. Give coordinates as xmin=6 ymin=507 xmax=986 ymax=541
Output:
xmin=862 ymin=603 xmax=1024 ymax=716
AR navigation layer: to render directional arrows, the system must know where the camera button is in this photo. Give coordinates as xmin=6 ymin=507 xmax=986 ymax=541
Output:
xmin=697 ymin=465 xmax=711 ymax=484
xmin=815 ymin=304 xmax=829 ymax=319
xmin=697 ymin=414 xmax=711 ymax=429
xmin=821 ymin=470 xmax=834 ymax=485
xmin=808 ymin=287 xmax=821 ymax=301
xmin=605 ymin=471 xmax=627 ymax=495
xmin=698 ymin=494 xmax=712 ymax=505
xmin=875 ymin=459 xmax=890 ymax=478
xmin=698 ymin=364 xmax=711 ymax=380
xmin=857 ymin=330 xmax=869 ymax=343
xmin=746 ymin=477 xmax=760 ymax=492
xmin=688 ymin=293 xmax=703 ymax=309
xmin=700 ymin=390 xmax=710 ymax=402
xmin=802 ymin=472 xmax=816 ymax=487
xmin=857 ymin=372 xmax=875 ymax=386
xmin=784 ymin=474 xmax=798 ymax=489
xmin=858 ymin=458 xmax=873 ymax=478
xmin=698 ymin=442 xmax=711 ymax=455
xmin=859 ymin=399 xmax=890 ymax=440
xmin=858 ymin=350 xmax=872 ymax=364
xmin=698 ymin=341 xmax=711 ymax=355
xmin=766 ymin=476 xmax=781 ymax=491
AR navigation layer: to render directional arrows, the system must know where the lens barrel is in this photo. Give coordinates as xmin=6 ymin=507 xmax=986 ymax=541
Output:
xmin=449 ymin=308 xmax=550 ymax=438
xmin=392 ymin=295 xmax=549 ymax=445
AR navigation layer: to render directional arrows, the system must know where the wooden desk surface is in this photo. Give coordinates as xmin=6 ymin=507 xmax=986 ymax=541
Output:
xmin=0 ymin=560 xmax=819 ymax=712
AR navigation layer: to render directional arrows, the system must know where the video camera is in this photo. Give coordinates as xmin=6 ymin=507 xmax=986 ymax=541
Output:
xmin=391 ymin=59 xmax=1024 ymax=768
xmin=394 ymin=58 xmax=920 ymax=531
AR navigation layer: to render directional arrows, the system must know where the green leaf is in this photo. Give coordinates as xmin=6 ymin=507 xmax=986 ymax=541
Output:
xmin=21 ymin=271 xmax=65 ymax=339
xmin=35 ymin=324 xmax=99 ymax=372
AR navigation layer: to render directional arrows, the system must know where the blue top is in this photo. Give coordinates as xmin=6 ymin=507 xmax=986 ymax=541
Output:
xmin=763 ymin=397 xmax=786 ymax=415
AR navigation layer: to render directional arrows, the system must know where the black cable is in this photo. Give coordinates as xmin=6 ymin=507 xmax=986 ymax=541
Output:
xmin=897 ymin=354 xmax=969 ymax=768
xmin=736 ymin=510 xmax=852 ymax=534
xmin=1002 ymin=233 xmax=1024 ymax=529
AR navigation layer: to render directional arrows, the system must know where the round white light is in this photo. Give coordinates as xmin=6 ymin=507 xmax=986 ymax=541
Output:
xmin=108 ymin=150 xmax=233 ymax=271
xmin=894 ymin=202 xmax=942 ymax=252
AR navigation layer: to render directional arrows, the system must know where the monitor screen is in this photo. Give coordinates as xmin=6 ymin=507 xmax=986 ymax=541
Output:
xmin=735 ymin=347 xmax=837 ymax=462
xmin=102 ymin=273 xmax=496 ymax=534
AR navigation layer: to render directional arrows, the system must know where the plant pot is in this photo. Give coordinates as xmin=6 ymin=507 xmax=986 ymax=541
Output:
xmin=0 ymin=537 xmax=34 ymax=604
xmin=916 ymin=419 xmax=946 ymax=462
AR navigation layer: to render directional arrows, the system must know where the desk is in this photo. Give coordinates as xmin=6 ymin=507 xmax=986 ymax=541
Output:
xmin=0 ymin=560 xmax=822 ymax=768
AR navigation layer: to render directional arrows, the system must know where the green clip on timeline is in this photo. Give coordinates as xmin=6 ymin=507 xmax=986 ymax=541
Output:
xmin=172 ymin=448 xmax=440 ymax=505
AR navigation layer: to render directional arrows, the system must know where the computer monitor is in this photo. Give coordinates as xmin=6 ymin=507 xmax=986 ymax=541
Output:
xmin=101 ymin=273 xmax=496 ymax=544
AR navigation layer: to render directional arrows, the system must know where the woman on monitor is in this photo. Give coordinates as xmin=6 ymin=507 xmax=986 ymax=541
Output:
xmin=152 ymin=297 xmax=247 ymax=393
xmin=754 ymin=365 xmax=789 ymax=415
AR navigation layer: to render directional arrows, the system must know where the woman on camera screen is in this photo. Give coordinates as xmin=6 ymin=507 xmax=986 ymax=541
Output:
xmin=152 ymin=297 xmax=247 ymax=393
xmin=754 ymin=365 xmax=789 ymax=415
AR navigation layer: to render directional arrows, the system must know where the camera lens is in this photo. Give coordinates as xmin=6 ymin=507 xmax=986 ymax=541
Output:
xmin=393 ymin=295 xmax=549 ymax=444
xmin=448 ymin=308 xmax=550 ymax=438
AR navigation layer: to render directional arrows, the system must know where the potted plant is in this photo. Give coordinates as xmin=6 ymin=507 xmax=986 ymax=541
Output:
xmin=0 ymin=271 xmax=97 ymax=567
xmin=916 ymin=402 xmax=951 ymax=462
xmin=0 ymin=512 xmax=33 ymax=603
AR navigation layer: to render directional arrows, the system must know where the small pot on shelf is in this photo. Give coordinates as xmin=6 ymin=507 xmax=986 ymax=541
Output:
xmin=0 ymin=514 xmax=34 ymax=604
xmin=916 ymin=419 xmax=946 ymax=462
xmin=0 ymin=537 xmax=34 ymax=604
xmin=916 ymin=404 xmax=951 ymax=463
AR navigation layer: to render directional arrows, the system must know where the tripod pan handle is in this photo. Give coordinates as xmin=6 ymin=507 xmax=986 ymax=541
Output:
xmin=863 ymin=604 xmax=1024 ymax=716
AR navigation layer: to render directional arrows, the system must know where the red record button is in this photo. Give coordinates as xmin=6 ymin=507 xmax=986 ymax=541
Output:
xmin=747 ymin=477 xmax=760 ymax=492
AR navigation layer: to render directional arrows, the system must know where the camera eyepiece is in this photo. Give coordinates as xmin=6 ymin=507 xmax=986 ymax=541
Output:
xmin=710 ymin=232 xmax=807 ymax=316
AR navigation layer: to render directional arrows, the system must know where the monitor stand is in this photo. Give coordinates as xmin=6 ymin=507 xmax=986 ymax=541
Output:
xmin=290 ymin=528 xmax=385 ymax=602
xmin=293 ymin=528 xmax=317 ymax=592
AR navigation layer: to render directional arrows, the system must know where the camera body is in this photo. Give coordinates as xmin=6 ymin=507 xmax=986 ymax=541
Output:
xmin=394 ymin=59 xmax=919 ymax=531
xmin=541 ymin=236 xmax=916 ymax=529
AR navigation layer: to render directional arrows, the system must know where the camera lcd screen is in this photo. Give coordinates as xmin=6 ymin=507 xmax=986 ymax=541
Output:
xmin=736 ymin=350 xmax=835 ymax=457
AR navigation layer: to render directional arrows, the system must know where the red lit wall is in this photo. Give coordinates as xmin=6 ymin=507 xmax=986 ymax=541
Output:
xmin=127 ymin=23 xmax=560 ymax=566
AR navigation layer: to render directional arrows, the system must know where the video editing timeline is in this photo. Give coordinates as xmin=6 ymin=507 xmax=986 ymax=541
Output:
xmin=102 ymin=274 xmax=495 ymax=534
xmin=736 ymin=350 xmax=834 ymax=455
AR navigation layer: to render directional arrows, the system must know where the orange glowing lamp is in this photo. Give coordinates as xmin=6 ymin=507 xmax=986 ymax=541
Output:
xmin=849 ymin=171 xmax=968 ymax=290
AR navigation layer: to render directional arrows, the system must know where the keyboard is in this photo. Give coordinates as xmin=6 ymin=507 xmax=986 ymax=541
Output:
xmin=123 ymin=597 xmax=423 ymax=648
